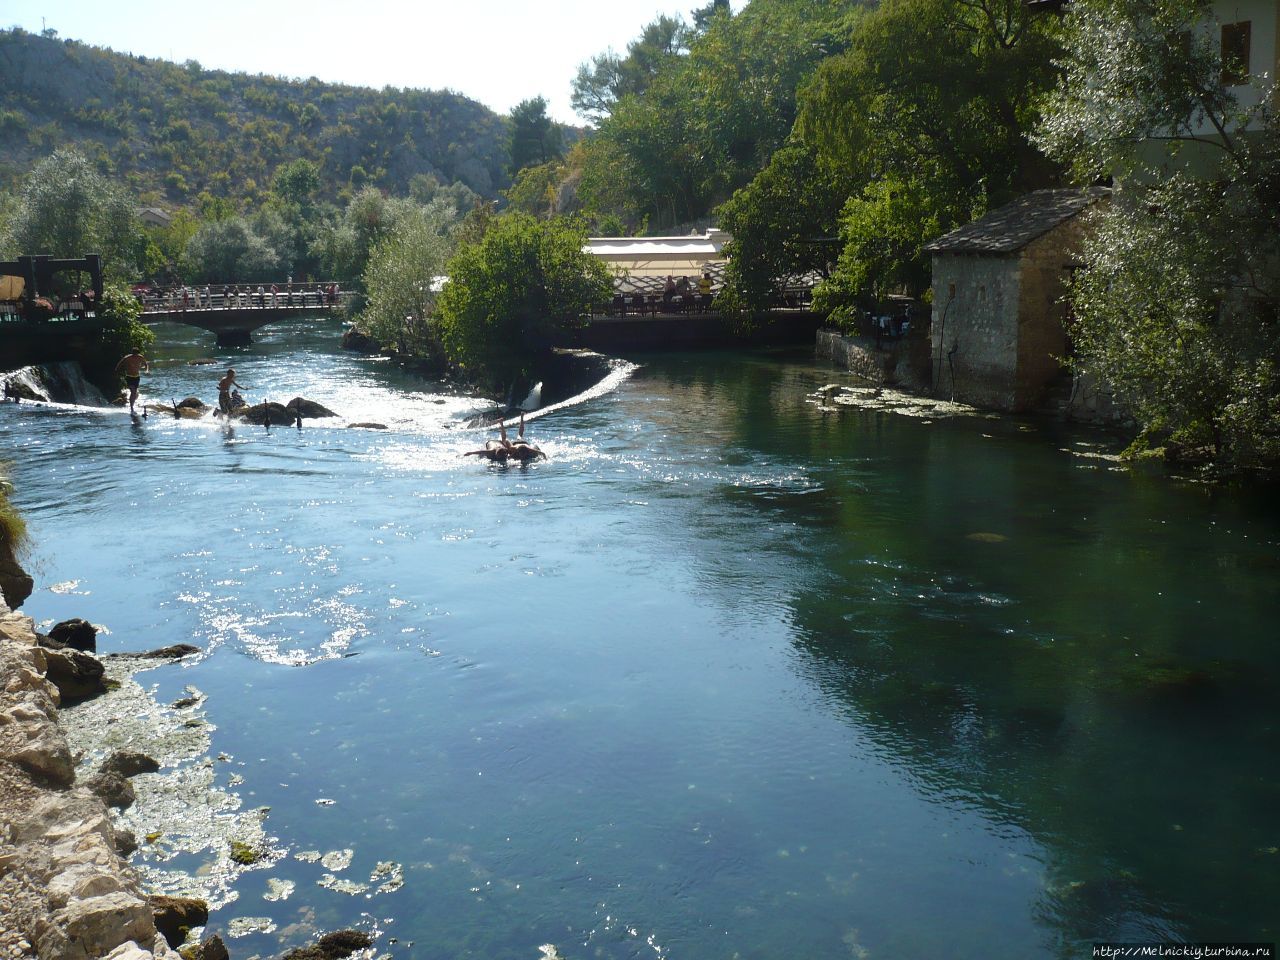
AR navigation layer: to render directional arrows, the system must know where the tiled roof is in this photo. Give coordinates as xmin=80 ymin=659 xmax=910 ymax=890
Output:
xmin=924 ymin=187 xmax=1109 ymax=255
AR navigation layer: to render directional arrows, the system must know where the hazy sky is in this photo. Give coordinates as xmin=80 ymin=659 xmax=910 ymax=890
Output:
xmin=6 ymin=0 xmax=747 ymax=125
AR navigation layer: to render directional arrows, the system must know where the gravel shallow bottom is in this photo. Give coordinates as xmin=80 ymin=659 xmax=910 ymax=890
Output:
xmin=58 ymin=654 xmax=399 ymax=958
xmin=62 ymin=656 xmax=281 ymax=912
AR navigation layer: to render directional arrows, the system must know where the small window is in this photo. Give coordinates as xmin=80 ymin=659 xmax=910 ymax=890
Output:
xmin=1221 ymin=21 xmax=1251 ymax=85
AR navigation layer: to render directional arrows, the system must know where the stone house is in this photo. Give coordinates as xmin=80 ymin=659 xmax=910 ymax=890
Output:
xmin=924 ymin=187 xmax=1108 ymax=412
xmin=138 ymin=207 xmax=172 ymax=229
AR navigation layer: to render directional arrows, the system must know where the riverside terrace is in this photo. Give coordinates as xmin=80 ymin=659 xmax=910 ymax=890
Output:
xmin=0 ymin=254 xmax=105 ymax=323
xmin=0 ymin=255 xmax=110 ymax=366
xmin=579 ymin=266 xmax=825 ymax=351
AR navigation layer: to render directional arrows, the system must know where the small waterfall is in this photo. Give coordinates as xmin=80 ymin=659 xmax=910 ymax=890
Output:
xmin=519 ymin=381 xmax=543 ymax=411
xmin=1 ymin=366 xmax=53 ymax=402
xmin=1 ymin=363 xmax=109 ymax=407
xmin=42 ymin=361 xmax=109 ymax=406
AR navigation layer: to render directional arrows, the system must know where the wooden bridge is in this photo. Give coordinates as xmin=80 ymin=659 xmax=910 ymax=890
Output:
xmin=140 ymin=286 xmax=349 ymax=345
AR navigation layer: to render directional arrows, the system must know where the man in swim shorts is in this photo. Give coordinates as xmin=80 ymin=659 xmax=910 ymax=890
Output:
xmin=114 ymin=347 xmax=150 ymax=413
xmin=218 ymin=367 xmax=247 ymax=416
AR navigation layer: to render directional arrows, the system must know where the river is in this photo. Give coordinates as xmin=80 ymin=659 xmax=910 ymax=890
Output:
xmin=3 ymin=317 xmax=1278 ymax=959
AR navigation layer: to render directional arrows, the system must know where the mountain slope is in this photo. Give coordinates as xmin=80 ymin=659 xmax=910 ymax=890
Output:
xmin=0 ymin=28 xmax=512 ymax=204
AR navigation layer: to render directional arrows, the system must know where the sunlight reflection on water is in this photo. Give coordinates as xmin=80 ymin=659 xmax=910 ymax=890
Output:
xmin=6 ymin=325 xmax=1280 ymax=959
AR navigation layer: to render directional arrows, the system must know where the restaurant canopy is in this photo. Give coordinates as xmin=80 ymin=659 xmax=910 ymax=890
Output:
xmin=0 ymin=275 xmax=25 ymax=301
xmin=585 ymin=228 xmax=730 ymax=280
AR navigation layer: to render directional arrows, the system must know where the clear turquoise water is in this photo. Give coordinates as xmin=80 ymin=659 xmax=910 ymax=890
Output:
xmin=4 ymin=318 xmax=1279 ymax=958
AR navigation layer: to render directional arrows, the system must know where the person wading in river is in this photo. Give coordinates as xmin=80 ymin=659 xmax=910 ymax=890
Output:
xmin=217 ymin=367 xmax=248 ymax=416
xmin=114 ymin=348 xmax=150 ymax=414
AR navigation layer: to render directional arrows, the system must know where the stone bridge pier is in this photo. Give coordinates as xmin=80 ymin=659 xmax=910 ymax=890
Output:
xmin=141 ymin=304 xmax=334 ymax=346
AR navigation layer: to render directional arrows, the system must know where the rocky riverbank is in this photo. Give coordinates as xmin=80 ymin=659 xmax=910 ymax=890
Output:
xmin=0 ymin=599 xmax=382 ymax=960
xmin=0 ymin=597 xmax=183 ymax=959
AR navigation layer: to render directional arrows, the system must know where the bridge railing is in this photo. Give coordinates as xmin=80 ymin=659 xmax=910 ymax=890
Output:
xmin=139 ymin=285 xmax=352 ymax=313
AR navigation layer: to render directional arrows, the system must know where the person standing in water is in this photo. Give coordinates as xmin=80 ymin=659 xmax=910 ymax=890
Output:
xmin=114 ymin=347 xmax=150 ymax=414
xmin=217 ymin=367 xmax=247 ymax=416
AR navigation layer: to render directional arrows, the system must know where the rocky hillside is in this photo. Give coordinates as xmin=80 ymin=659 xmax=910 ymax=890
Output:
xmin=0 ymin=28 xmax=512 ymax=204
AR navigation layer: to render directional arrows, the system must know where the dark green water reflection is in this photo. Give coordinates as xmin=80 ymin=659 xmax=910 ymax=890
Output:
xmin=4 ymin=323 xmax=1278 ymax=958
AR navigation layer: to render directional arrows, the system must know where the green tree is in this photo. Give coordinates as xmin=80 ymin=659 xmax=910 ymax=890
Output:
xmin=692 ymin=0 xmax=732 ymax=32
xmin=311 ymin=186 xmax=414 ymax=284
xmin=1035 ymin=0 xmax=1247 ymax=181
xmin=144 ymin=208 xmax=201 ymax=275
xmin=794 ymin=0 xmax=1062 ymax=306
xmin=86 ymin=278 xmax=156 ymax=392
xmin=6 ymin=149 xmax=142 ymax=277
xmin=359 ymin=201 xmax=457 ymax=353
xmin=571 ymin=15 xmax=689 ymax=123
xmin=409 ymin=173 xmax=479 ymax=212
xmin=436 ymin=215 xmax=612 ymax=390
xmin=1064 ymin=177 xmax=1280 ymax=465
xmin=575 ymin=0 xmax=853 ymax=228
xmin=1037 ymin=0 xmax=1280 ymax=467
xmin=503 ymin=161 xmax=567 ymax=219
xmin=182 ymin=217 xmax=281 ymax=282
xmin=508 ymin=97 xmax=563 ymax=175
xmin=717 ymin=140 xmax=848 ymax=318
xmin=817 ymin=174 xmax=952 ymax=317
xmin=271 ymin=158 xmax=321 ymax=209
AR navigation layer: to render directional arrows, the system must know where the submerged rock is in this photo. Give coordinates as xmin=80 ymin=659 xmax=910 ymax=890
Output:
xmin=114 ymin=827 xmax=139 ymax=857
xmin=48 ymin=617 xmax=98 ymax=652
xmin=86 ymin=769 xmax=137 ymax=809
xmin=4 ymin=378 xmax=45 ymax=401
xmin=176 ymin=397 xmax=207 ymax=410
xmin=230 ymin=839 xmax=263 ymax=864
xmin=179 ymin=934 xmax=229 ymax=960
xmin=346 ymin=422 xmax=388 ymax=430
xmin=236 ymin=402 xmax=297 ymax=426
xmin=146 ymin=403 xmax=205 ymax=420
xmin=64 ymin=655 xmax=279 ymax=911
xmin=286 ymin=396 xmax=338 ymax=419
xmin=107 ymin=643 xmax=201 ymax=660
xmin=0 ymin=548 xmax=34 ymax=609
xmin=151 ymin=895 xmax=209 ymax=949
xmin=280 ymin=929 xmax=375 ymax=960
xmin=341 ymin=327 xmax=380 ymax=354
xmin=101 ymin=750 xmax=162 ymax=779
xmin=1106 ymin=656 xmax=1254 ymax=715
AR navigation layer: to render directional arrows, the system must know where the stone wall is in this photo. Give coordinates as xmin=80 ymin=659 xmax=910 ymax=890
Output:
xmin=0 ymin=598 xmax=177 ymax=960
xmin=929 ymin=254 xmax=1021 ymax=409
xmin=815 ymin=330 xmax=932 ymax=391
xmin=1014 ymin=228 xmax=1079 ymax=410
xmin=1064 ymin=367 xmax=1129 ymax=424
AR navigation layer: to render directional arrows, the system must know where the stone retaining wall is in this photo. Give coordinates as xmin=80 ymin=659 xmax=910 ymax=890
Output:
xmin=0 ymin=598 xmax=176 ymax=959
xmin=816 ymin=329 xmax=932 ymax=391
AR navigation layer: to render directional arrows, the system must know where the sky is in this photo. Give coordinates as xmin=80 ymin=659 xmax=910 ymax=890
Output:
xmin=5 ymin=0 xmax=747 ymax=125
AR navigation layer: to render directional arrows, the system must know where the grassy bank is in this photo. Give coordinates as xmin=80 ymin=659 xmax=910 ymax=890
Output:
xmin=0 ymin=464 xmax=26 ymax=558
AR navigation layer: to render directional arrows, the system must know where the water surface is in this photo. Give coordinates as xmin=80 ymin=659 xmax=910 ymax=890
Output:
xmin=4 ymin=318 xmax=1278 ymax=958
